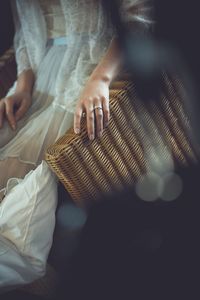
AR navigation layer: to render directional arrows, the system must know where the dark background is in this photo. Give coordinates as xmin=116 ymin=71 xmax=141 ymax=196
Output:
xmin=154 ymin=0 xmax=200 ymax=91
xmin=0 ymin=1 xmax=14 ymax=55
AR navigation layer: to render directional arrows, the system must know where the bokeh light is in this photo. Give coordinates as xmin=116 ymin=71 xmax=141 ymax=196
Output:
xmin=57 ymin=203 xmax=87 ymax=232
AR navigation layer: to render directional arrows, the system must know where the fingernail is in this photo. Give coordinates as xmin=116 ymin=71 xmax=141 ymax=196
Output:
xmin=74 ymin=128 xmax=80 ymax=134
xmin=105 ymin=121 xmax=109 ymax=127
xmin=12 ymin=124 xmax=16 ymax=130
xmin=89 ymin=134 xmax=94 ymax=141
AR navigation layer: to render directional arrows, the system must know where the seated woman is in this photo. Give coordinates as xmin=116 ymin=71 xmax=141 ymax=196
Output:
xmin=0 ymin=0 xmax=152 ymax=290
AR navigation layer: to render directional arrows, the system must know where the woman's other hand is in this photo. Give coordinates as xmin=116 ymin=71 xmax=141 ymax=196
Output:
xmin=0 ymin=91 xmax=32 ymax=130
xmin=0 ymin=69 xmax=34 ymax=130
xmin=74 ymin=78 xmax=110 ymax=141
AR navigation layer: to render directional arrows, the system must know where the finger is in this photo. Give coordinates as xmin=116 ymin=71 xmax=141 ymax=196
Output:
xmin=86 ymin=104 xmax=95 ymax=141
xmin=0 ymin=100 xmax=5 ymax=129
xmin=94 ymin=98 xmax=103 ymax=138
xmin=74 ymin=105 xmax=83 ymax=134
xmin=102 ymin=96 xmax=110 ymax=128
xmin=15 ymin=100 xmax=28 ymax=121
xmin=5 ymin=98 xmax=16 ymax=130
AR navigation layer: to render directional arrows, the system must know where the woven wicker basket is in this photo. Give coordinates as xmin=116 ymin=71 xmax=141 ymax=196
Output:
xmin=45 ymin=73 xmax=199 ymax=208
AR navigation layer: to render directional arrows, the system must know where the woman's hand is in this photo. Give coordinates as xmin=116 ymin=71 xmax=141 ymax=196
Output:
xmin=74 ymin=78 xmax=110 ymax=140
xmin=74 ymin=37 xmax=122 ymax=140
xmin=0 ymin=91 xmax=32 ymax=130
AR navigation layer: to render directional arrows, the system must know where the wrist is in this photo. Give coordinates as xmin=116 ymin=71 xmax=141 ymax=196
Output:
xmin=89 ymin=72 xmax=113 ymax=86
xmin=16 ymin=69 xmax=35 ymax=94
xmin=15 ymin=86 xmax=32 ymax=95
xmin=15 ymin=89 xmax=32 ymax=97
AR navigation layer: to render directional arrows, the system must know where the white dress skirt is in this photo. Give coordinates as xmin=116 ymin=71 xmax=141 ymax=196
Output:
xmin=0 ymin=43 xmax=74 ymax=193
xmin=0 ymin=42 xmax=75 ymax=289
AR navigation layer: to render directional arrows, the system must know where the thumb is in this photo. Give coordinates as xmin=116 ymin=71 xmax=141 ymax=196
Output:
xmin=5 ymin=98 xmax=16 ymax=130
xmin=0 ymin=100 xmax=5 ymax=128
xmin=15 ymin=100 xmax=28 ymax=121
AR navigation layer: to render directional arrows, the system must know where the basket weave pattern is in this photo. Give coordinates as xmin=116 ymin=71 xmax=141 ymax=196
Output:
xmin=45 ymin=73 xmax=199 ymax=208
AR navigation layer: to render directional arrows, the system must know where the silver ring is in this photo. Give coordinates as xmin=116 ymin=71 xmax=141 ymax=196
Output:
xmin=93 ymin=106 xmax=103 ymax=111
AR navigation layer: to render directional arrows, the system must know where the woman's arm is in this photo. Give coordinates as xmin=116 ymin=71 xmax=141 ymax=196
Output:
xmin=74 ymin=37 xmax=122 ymax=140
xmin=16 ymin=69 xmax=35 ymax=94
xmin=89 ymin=37 xmax=122 ymax=86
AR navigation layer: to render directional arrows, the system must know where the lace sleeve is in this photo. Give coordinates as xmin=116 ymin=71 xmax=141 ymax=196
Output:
xmin=120 ymin=0 xmax=154 ymax=32
xmin=11 ymin=1 xmax=32 ymax=77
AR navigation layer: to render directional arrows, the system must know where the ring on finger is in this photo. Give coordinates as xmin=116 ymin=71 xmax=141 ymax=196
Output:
xmin=93 ymin=106 xmax=103 ymax=111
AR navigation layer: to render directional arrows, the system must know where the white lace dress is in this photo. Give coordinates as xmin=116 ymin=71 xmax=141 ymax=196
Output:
xmin=0 ymin=0 xmax=152 ymax=289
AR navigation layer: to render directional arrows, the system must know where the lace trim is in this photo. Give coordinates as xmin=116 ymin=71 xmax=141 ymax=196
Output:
xmin=0 ymin=177 xmax=22 ymax=202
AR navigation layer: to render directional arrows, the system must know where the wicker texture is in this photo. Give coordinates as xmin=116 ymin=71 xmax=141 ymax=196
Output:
xmin=45 ymin=73 xmax=199 ymax=208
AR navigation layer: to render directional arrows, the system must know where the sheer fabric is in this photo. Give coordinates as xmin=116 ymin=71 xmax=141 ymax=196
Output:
xmin=11 ymin=0 xmax=153 ymax=97
xmin=0 ymin=44 xmax=72 ymax=193
xmin=39 ymin=0 xmax=66 ymax=38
